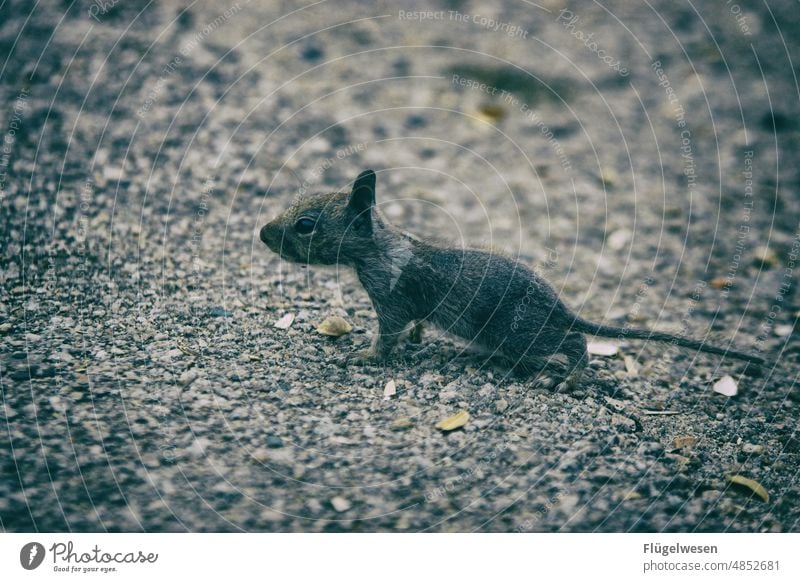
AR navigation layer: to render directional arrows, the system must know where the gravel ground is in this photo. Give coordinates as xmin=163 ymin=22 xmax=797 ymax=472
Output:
xmin=1 ymin=0 xmax=799 ymax=532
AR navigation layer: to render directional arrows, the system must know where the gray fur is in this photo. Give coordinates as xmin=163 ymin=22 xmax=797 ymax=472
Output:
xmin=260 ymin=169 xmax=764 ymax=389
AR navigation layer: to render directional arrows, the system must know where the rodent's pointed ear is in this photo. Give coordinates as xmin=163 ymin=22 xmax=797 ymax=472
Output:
xmin=348 ymin=169 xmax=376 ymax=213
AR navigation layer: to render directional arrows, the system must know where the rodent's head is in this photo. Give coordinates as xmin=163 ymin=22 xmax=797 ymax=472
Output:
xmin=260 ymin=169 xmax=377 ymax=265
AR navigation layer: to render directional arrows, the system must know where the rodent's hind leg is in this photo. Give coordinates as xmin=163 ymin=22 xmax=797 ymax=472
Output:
xmin=514 ymin=333 xmax=588 ymax=390
xmin=504 ymin=354 xmax=556 ymax=387
xmin=553 ymin=332 xmax=588 ymax=390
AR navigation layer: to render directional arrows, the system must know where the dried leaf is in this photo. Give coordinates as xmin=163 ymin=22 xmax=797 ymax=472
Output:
xmin=672 ymin=435 xmax=698 ymax=450
xmin=436 ymin=410 xmax=470 ymax=432
xmin=753 ymin=246 xmax=779 ymax=268
xmin=73 ymin=359 xmax=90 ymax=373
xmin=383 ymin=379 xmax=397 ymax=400
xmin=623 ymin=355 xmax=639 ymax=376
xmin=622 ymin=490 xmax=642 ymax=501
xmin=713 ymin=375 xmax=738 ymax=397
xmin=316 ymin=315 xmax=353 ymax=337
xmin=600 ymin=169 xmax=618 ymax=187
xmin=709 ymin=276 xmax=728 ymax=289
xmin=391 ymin=417 xmax=413 ymax=431
xmin=476 ymin=104 xmax=507 ymax=123
xmin=728 ymin=475 xmax=769 ymax=502
xmin=587 ymin=342 xmax=619 ymax=357
xmin=273 ymin=313 xmax=295 ymax=330
xmin=177 ymin=339 xmax=200 ymax=357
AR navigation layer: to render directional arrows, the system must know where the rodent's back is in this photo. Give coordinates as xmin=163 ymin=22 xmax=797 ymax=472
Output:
xmin=399 ymin=242 xmax=574 ymax=344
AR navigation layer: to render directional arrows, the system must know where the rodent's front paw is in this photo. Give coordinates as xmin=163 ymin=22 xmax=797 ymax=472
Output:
xmin=335 ymin=349 xmax=383 ymax=367
xmin=532 ymin=374 xmax=558 ymax=390
xmin=407 ymin=323 xmax=424 ymax=344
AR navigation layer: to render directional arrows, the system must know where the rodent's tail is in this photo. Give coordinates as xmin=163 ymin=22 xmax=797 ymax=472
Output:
xmin=571 ymin=317 xmax=765 ymax=365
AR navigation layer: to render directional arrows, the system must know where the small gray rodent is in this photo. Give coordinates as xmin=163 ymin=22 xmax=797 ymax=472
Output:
xmin=260 ymin=169 xmax=764 ymax=389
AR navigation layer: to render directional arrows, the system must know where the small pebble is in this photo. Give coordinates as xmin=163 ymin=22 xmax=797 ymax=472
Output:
xmin=742 ymin=443 xmax=764 ymax=455
xmin=607 ymin=229 xmax=630 ymax=250
xmin=209 ymin=306 xmax=232 ymax=317
xmin=274 ymin=313 xmax=295 ymax=329
xmin=587 ymin=342 xmax=619 ymax=356
xmin=752 ymin=246 xmax=779 ymax=268
xmin=713 ymin=375 xmax=738 ymax=397
xmin=383 ymin=379 xmax=397 ymax=400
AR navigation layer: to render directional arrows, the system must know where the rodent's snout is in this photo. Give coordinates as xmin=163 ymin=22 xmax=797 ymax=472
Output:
xmin=259 ymin=223 xmax=270 ymax=244
xmin=259 ymin=222 xmax=278 ymax=249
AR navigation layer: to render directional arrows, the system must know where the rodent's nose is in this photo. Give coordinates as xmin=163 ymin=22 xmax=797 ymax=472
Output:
xmin=259 ymin=223 xmax=272 ymax=245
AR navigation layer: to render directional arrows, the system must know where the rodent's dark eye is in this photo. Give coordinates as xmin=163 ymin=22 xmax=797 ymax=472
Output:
xmin=294 ymin=216 xmax=316 ymax=235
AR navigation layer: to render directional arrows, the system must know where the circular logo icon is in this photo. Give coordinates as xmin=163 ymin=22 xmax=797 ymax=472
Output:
xmin=20 ymin=542 xmax=45 ymax=570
